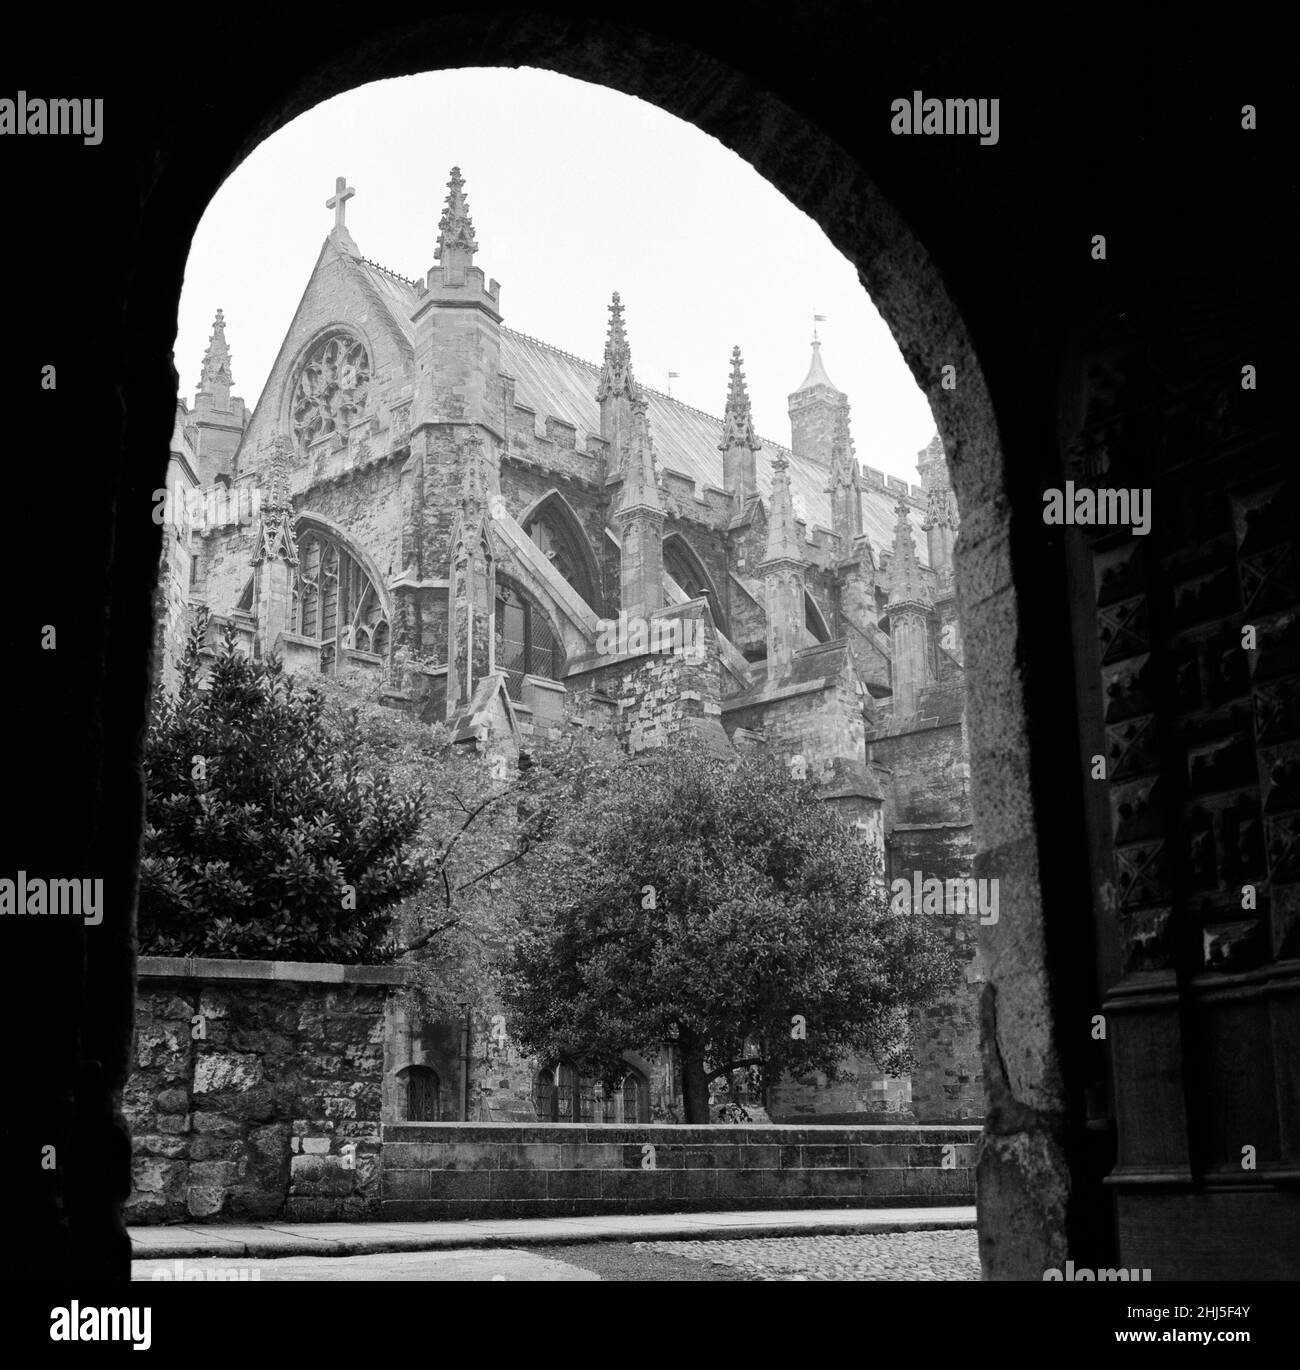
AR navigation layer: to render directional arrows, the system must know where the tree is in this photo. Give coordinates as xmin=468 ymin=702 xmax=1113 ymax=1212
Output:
xmin=501 ymin=741 xmax=958 ymax=1122
xmin=308 ymin=675 xmax=581 ymax=1018
xmin=139 ymin=616 xmax=428 ymax=962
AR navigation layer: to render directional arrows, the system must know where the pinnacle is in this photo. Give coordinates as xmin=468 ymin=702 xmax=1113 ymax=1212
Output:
xmin=720 ymin=345 xmax=759 ymax=452
xmin=605 ymin=292 xmax=630 ymax=358
xmin=727 ymin=346 xmax=747 ymax=403
xmin=436 ymin=166 xmax=478 ymax=262
xmin=253 ymin=434 xmax=298 ymax=567
xmin=828 ymin=405 xmax=857 ymax=485
xmin=618 ymin=397 xmax=662 ymax=516
xmin=198 ymin=307 xmax=234 ymax=393
xmin=887 ymin=497 xmax=928 ymax=605
xmin=598 ymin=291 xmax=638 ymax=403
xmin=763 ymin=453 xmax=803 ymax=565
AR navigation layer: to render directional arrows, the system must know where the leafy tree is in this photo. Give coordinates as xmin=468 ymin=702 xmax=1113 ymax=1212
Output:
xmin=501 ymin=741 xmax=957 ymax=1122
xmin=308 ymin=676 xmax=581 ymax=1017
xmin=139 ymin=616 xmax=427 ymax=961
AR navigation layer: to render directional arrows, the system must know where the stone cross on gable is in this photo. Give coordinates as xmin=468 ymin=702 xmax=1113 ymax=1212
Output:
xmin=326 ymin=176 xmax=355 ymax=230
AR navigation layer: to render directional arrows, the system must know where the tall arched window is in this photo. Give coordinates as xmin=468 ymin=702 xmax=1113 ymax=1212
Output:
xmin=294 ymin=526 xmax=389 ymax=670
xmin=532 ymin=1060 xmax=579 ymax=1122
xmin=532 ymin=1060 xmax=648 ymax=1123
xmin=495 ymin=579 xmax=561 ymax=701
xmin=397 ymin=1065 xmax=441 ymax=1122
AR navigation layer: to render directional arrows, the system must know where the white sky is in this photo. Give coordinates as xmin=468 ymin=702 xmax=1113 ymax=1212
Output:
xmin=177 ymin=68 xmax=935 ymax=483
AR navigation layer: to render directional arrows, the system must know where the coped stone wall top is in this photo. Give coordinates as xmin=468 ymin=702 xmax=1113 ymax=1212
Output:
xmin=137 ymin=956 xmax=412 ymax=986
xmin=383 ymin=1122 xmax=982 ymax=1144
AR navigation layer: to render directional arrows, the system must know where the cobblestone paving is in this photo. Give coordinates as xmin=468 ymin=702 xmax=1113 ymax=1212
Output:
xmin=635 ymin=1229 xmax=980 ymax=1280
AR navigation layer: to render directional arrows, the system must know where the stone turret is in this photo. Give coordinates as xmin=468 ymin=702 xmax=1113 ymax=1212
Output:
xmin=189 ymin=308 xmax=248 ymax=483
xmin=788 ymin=329 xmax=849 ymax=468
xmin=411 ymin=167 xmax=502 ymax=429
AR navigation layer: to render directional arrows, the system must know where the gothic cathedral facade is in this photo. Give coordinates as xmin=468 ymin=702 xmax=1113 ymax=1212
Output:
xmin=156 ymin=169 xmax=982 ymax=1124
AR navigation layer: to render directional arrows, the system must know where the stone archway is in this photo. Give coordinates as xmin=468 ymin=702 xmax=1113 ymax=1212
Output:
xmin=161 ymin=43 xmax=1046 ymax=1264
xmin=43 ymin=6 xmax=1187 ymax=1283
xmin=165 ymin=46 xmax=1054 ymax=1275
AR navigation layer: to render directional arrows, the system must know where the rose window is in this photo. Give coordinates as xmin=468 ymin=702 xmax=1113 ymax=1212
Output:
xmin=291 ymin=334 xmax=371 ymax=446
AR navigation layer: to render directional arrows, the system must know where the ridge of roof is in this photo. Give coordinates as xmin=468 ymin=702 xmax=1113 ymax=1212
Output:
xmin=500 ymin=325 xmax=798 ymax=461
xmin=357 ymin=256 xmax=420 ymax=288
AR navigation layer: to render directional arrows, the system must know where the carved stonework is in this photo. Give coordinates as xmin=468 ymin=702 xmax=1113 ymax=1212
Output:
xmin=390 ymin=401 xmax=412 ymax=448
xmin=922 ymin=486 xmax=959 ymax=531
xmin=292 ymin=334 xmax=371 ymax=448
xmin=1097 ymin=595 xmax=1149 ymax=664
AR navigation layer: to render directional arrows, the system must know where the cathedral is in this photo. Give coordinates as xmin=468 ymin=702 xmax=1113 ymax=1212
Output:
xmin=155 ymin=167 xmax=983 ymax=1124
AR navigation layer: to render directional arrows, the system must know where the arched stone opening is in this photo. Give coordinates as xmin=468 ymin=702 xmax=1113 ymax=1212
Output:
xmin=395 ymin=1063 xmax=441 ymax=1122
xmin=516 ymin=488 xmax=604 ymax=617
xmin=495 ymin=572 xmax=566 ymax=701
xmin=803 ymin=589 xmax=831 ymax=645
xmin=156 ymin=43 xmax=1041 ymax=1260
xmin=74 ymin=7 xmax=1170 ymax=1284
xmin=663 ymin=532 xmax=727 ymax=636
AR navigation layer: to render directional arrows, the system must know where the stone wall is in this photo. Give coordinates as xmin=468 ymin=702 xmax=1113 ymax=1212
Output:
xmin=153 ymin=444 xmax=197 ymax=696
xmin=767 ymin=1061 xmax=912 ymax=1121
xmin=381 ymin=1122 xmax=978 ymax=1219
xmin=125 ymin=958 xmax=407 ymax=1225
xmin=870 ymin=717 xmax=983 ymax=1122
xmin=567 ymin=606 xmax=727 ymax=754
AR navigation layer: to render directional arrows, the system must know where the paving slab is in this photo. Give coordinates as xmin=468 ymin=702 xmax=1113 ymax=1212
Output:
xmin=131 ymin=1206 xmax=975 ymax=1260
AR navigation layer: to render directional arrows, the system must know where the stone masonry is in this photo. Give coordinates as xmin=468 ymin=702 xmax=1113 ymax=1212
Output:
xmin=125 ymin=958 xmax=407 ymax=1224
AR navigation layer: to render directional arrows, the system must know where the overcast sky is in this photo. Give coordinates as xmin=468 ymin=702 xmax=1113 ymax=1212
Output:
xmin=177 ymin=68 xmax=935 ymax=483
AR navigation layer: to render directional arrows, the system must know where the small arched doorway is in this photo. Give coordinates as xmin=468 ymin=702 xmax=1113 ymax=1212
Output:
xmin=396 ymin=1064 xmax=441 ymax=1122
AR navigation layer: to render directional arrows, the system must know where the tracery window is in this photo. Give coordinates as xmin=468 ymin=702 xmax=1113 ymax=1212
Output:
xmin=495 ymin=580 xmax=561 ymax=701
xmin=291 ymin=333 xmax=371 ymax=447
xmin=294 ymin=528 xmax=389 ymax=670
xmin=531 ymin=1060 xmax=647 ymax=1123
